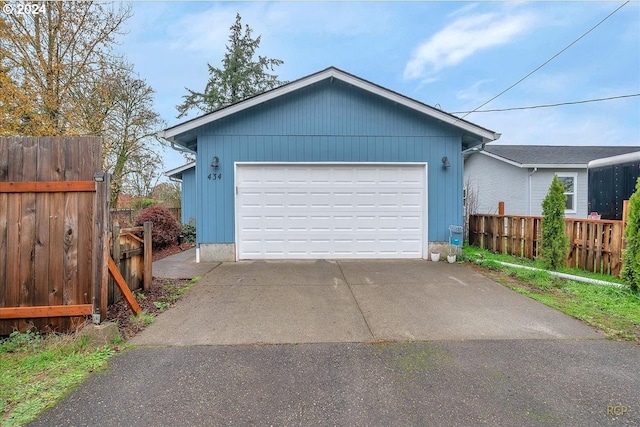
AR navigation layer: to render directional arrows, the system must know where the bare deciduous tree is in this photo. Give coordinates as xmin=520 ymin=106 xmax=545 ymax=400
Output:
xmin=0 ymin=1 xmax=132 ymax=135
xmin=101 ymin=73 xmax=163 ymax=207
xmin=463 ymin=177 xmax=480 ymax=242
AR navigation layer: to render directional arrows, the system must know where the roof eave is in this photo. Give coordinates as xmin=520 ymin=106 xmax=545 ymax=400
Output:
xmin=164 ymin=161 xmax=196 ymax=179
xmin=480 ymin=152 xmax=587 ymax=169
xmin=521 ymin=163 xmax=587 ymax=169
xmin=161 ymin=67 xmax=500 ymax=145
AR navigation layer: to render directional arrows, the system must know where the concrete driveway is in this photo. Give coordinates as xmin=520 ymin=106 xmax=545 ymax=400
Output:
xmin=33 ymin=259 xmax=640 ymax=426
xmin=131 ymin=259 xmax=601 ymax=346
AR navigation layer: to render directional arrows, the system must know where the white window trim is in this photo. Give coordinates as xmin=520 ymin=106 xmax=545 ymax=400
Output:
xmin=557 ymin=172 xmax=578 ymax=214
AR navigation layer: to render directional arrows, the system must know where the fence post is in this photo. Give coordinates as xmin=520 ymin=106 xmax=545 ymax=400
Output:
xmin=92 ymin=173 xmax=111 ymax=323
xmin=112 ymin=222 xmax=121 ymax=266
xmin=143 ymin=221 xmax=152 ymax=292
xmin=622 ymin=200 xmax=629 ymax=241
xmin=498 ymin=201 xmax=505 ymax=216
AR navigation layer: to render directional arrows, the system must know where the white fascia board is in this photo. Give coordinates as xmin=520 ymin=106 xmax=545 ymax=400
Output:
xmin=331 ymin=69 xmax=500 ymax=143
xmin=159 ymin=67 xmax=500 ymax=144
xmin=159 ymin=71 xmax=334 ymax=142
xmin=520 ymin=163 xmax=586 ymax=169
xmin=164 ymin=161 xmax=196 ymax=177
xmin=479 ymin=151 xmax=523 ymax=167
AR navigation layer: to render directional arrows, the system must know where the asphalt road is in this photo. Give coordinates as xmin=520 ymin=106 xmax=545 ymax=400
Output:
xmin=27 ymin=257 xmax=640 ymax=426
xmin=30 ymin=340 xmax=638 ymax=426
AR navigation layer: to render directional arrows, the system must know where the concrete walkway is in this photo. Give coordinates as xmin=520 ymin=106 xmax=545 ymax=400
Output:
xmin=152 ymin=248 xmax=219 ymax=279
xmin=132 ymin=258 xmax=602 ymax=346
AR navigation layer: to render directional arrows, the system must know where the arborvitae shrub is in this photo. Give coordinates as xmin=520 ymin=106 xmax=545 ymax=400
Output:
xmin=541 ymin=175 xmax=569 ymax=270
xmin=135 ymin=205 xmax=180 ymax=250
xmin=621 ymin=177 xmax=640 ymax=293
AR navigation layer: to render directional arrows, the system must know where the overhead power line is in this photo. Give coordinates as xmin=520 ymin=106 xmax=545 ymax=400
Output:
xmin=459 ymin=1 xmax=630 ymax=120
xmin=452 ymin=93 xmax=640 ymax=114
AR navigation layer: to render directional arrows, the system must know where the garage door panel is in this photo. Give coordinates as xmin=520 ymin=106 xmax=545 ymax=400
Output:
xmin=236 ymin=164 xmax=426 ymax=259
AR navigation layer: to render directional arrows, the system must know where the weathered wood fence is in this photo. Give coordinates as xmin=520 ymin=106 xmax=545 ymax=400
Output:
xmin=0 ymin=137 xmax=150 ymax=334
xmin=469 ymin=214 xmax=625 ymax=276
xmin=109 ymin=222 xmax=152 ymax=304
xmin=0 ymin=137 xmax=108 ymax=334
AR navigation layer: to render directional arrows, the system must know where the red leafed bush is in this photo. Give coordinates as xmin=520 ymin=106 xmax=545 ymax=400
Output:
xmin=135 ymin=205 xmax=180 ymax=250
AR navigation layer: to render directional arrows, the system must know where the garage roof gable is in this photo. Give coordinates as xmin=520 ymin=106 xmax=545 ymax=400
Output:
xmin=159 ymin=67 xmax=500 ymax=148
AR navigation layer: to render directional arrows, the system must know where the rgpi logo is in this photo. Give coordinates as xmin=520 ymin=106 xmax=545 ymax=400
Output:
xmin=607 ymin=405 xmax=628 ymax=416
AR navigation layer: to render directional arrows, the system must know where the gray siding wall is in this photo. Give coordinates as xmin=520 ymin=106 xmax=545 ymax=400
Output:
xmin=464 ymin=154 xmax=528 ymax=215
xmin=194 ymin=79 xmax=467 ymax=244
xmin=529 ymin=169 xmax=587 ymax=218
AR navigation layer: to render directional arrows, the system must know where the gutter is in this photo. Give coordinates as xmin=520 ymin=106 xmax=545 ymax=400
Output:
xmin=497 ymin=262 xmax=624 ymax=288
xmin=462 ymin=143 xmax=486 ymax=157
xmin=170 ymin=141 xmax=196 ymax=155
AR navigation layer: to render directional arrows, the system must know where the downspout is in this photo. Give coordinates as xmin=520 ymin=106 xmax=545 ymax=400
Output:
xmin=161 ymin=134 xmax=199 ymax=261
xmin=528 ymin=167 xmax=538 ymax=215
xmin=195 ymin=160 xmax=200 ymax=263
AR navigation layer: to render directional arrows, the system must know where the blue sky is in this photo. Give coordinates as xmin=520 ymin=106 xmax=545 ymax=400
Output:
xmin=116 ymin=1 xmax=640 ymax=172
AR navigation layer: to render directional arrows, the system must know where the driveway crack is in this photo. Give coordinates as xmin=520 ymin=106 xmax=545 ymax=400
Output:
xmin=337 ymin=261 xmax=375 ymax=340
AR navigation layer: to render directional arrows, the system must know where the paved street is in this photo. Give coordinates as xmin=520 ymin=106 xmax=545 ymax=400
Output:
xmin=29 ymin=255 xmax=640 ymax=426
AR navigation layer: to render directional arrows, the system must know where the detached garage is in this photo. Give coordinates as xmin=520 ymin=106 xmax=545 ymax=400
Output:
xmin=161 ymin=67 xmax=500 ymax=262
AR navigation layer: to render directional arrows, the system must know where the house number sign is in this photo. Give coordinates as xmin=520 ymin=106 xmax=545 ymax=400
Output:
xmin=208 ymin=173 xmax=222 ymax=181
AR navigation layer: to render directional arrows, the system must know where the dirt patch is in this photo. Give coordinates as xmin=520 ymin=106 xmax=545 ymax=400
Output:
xmin=107 ymin=243 xmax=196 ymax=340
xmin=466 ymin=263 xmax=538 ymax=291
xmin=105 ymin=277 xmax=193 ymax=340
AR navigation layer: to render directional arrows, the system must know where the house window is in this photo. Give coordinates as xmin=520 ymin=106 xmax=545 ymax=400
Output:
xmin=557 ymin=173 xmax=577 ymax=213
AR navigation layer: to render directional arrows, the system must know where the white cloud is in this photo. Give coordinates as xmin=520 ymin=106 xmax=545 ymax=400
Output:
xmin=404 ymin=9 xmax=537 ymax=80
xmin=455 ymin=79 xmax=494 ymax=104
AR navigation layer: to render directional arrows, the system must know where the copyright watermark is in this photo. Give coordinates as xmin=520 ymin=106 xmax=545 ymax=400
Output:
xmin=2 ymin=2 xmax=46 ymax=16
xmin=607 ymin=405 xmax=629 ymax=417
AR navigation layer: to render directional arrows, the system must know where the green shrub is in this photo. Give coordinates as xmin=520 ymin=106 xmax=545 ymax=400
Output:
xmin=181 ymin=220 xmax=196 ymax=243
xmin=135 ymin=205 xmax=180 ymax=249
xmin=132 ymin=198 xmax=158 ymax=211
xmin=541 ymin=175 xmax=569 ymax=270
xmin=621 ymin=177 xmax=640 ymax=293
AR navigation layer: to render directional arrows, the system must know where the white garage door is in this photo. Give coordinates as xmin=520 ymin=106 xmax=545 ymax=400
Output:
xmin=235 ymin=163 xmax=427 ymax=260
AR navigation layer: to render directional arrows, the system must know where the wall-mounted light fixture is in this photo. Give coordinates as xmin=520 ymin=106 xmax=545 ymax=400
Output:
xmin=93 ymin=172 xmax=106 ymax=182
xmin=211 ymin=156 xmax=219 ymax=168
xmin=441 ymin=156 xmax=451 ymax=168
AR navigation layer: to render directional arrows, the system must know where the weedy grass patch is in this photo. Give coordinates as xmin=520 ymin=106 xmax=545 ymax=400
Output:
xmin=1 ymin=331 xmax=116 ymax=426
xmin=464 ymin=246 xmax=640 ymax=342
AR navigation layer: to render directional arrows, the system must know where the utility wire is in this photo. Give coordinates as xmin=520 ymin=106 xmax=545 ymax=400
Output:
xmin=459 ymin=1 xmax=630 ymax=120
xmin=452 ymin=93 xmax=640 ymax=114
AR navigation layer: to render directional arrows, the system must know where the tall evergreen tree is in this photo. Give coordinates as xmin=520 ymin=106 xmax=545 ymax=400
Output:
xmin=541 ymin=175 xmax=569 ymax=270
xmin=621 ymin=177 xmax=640 ymax=292
xmin=176 ymin=13 xmax=286 ymax=118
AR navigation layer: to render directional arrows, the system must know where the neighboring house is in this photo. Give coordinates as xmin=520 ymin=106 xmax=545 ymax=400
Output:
xmin=165 ymin=161 xmax=196 ymax=224
xmin=159 ymin=67 xmax=500 ymax=262
xmin=464 ymin=145 xmax=640 ymax=218
xmin=588 ymin=151 xmax=640 ymax=220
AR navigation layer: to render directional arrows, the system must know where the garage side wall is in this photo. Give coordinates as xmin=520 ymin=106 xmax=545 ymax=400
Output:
xmin=194 ymin=79 xmax=464 ymax=255
xmin=181 ymin=167 xmax=196 ymax=225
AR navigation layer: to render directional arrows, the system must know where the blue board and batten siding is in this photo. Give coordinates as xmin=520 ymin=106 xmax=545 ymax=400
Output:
xmin=181 ymin=167 xmax=197 ymax=224
xmin=193 ymin=78 xmax=464 ymax=245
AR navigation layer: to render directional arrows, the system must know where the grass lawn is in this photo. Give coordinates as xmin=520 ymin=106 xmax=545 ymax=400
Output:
xmin=463 ymin=246 xmax=640 ymax=343
xmin=0 ymin=331 xmax=117 ymax=427
xmin=1 ymin=275 xmax=199 ymax=426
